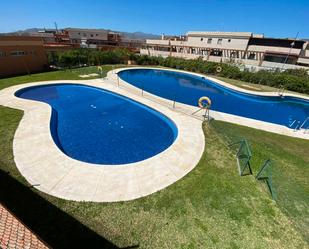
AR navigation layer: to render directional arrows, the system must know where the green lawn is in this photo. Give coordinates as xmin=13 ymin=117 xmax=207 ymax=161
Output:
xmin=212 ymin=76 xmax=279 ymax=92
xmin=0 ymin=67 xmax=308 ymax=248
xmin=0 ymin=65 xmax=128 ymax=91
xmin=212 ymin=75 xmax=309 ymax=97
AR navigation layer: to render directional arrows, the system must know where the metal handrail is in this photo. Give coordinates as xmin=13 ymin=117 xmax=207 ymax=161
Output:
xmin=289 ymin=120 xmax=296 ymax=127
xmin=299 ymin=117 xmax=309 ymax=130
xmin=294 ymin=121 xmax=301 ymax=132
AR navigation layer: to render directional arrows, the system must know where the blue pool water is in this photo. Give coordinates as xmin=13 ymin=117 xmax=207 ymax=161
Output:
xmin=119 ymin=69 xmax=309 ymax=129
xmin=15 ymin=84 xmax=177 ymax=164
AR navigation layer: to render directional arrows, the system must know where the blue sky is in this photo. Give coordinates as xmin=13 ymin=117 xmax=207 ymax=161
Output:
xmin=1 ymin=0 xmax=309 ymax=38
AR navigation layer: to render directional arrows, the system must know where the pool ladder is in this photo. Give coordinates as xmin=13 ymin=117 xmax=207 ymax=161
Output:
xmin=300 ymin=117 xmax=309 ymax=133
xmin=290 ymin=117 xmax=309 ymax=133
xmin=289 ymin=120 xmax=300 ymax=131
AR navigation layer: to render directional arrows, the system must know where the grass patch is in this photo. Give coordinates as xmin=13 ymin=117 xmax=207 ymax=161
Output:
xmin=0 ymin=65 xmax=129 ymax=91
xmin=211 ymin=121 xmax=309 ymax=243
xmin=0 ymin=103 xmax=308 ymax=248
xmin=211 ymin=75 xmax=309 ymax=97
xmin=211 ymin=76 xmax=279 ymax=92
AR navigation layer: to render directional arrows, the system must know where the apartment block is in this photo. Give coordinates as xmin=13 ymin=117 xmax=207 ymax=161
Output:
xmin=0 ymin=36 xmax=48 ymax=77
xmin=62 ymin=28 xmax=125 ymax=48
xmin=141 ymin=31 xmax=309 ymax=70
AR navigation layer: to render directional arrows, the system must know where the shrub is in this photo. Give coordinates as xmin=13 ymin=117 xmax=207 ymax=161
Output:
xmin=49 ymin=48 xmax=136 ymax=68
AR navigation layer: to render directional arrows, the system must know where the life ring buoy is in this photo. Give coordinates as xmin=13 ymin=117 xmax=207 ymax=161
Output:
xmin=216 ymin=66 xmax=222 ymax=73
xmin=198 ymin=96 xmax=212 ymax=109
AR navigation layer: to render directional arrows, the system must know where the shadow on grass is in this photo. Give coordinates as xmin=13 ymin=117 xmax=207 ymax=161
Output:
xmin=0 ymin=169 xmax=135 ymax=249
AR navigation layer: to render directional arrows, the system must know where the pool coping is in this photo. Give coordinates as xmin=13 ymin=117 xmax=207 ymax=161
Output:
xmin=111 ymin=67 xmax=309 ymax=140
xmin=0 ymin=80 xmax=205 ymax=202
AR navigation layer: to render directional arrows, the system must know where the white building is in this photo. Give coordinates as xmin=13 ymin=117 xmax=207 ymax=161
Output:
xmin=64 ymin=28 xmax=121 ymax=48
xmin=141 ymin=31 xmax=309 ymax=71
xmin=65 ymin=28 xmax=108 ymax=45
xmin=29 ymin=31 xmax=56 ymax=43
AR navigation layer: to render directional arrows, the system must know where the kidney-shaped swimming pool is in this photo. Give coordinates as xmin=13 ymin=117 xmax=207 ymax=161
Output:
xmin=15 ymin=84 xmax=178 ymax=165
xmin=118 ymin=68 xmax=309 ymax=129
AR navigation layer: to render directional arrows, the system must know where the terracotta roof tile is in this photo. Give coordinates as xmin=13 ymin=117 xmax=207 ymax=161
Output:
xmin=0 ymin=204 xmax=50 ymax=249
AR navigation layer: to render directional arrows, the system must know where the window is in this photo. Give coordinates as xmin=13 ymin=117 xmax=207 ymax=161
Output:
xmin=200 ymin=38 xmax=203 ymax=41
xmin=207 ymin=38 xmax=212 ymax=44
xmin=217 ymin=38 xmax=223 ymax=45
xmin=230 ymin=51 xmax=239 ymax=58
xmin=91 ymin=34 xmax=94 ymax=37
xmin=248 ymin=53 xmax=256 ymax=60
xmin=201 ymin=49 xmax=208 ymax=56
xmin=210 ymin=49 xmax=222 ymax=57
xmin=10 ymin=51 xmax=26 ymax=56
xmin=96 ymin=34 xmax=98 ymax=36
xmin=0 ymin=51 xmax=5 ymax=57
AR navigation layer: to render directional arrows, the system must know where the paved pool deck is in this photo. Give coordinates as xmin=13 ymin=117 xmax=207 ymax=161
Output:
xmin=0 ymin=79 xmax=204 ymax=202
xmin=110 ymin=67 xmax=309 ymax=140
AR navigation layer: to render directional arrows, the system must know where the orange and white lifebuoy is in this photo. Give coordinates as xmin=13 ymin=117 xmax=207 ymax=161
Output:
xmin=198 ymin=96 xmax=212 ymax=109
xmin=216 ymin=66 xmax=222 ymax=73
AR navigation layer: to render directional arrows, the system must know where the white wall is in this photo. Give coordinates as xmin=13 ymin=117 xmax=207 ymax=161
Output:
xmin=208 ymin=56 xmax=222 ymax=62
xmin=261 ymin=61 xmax=308 ymax=69
xmin=146 ymin=39 xmax=170 ymax=45
xmin=147 ymin=36 xmax=250 ymax=51
xmin=240 ymin=59 xmax=260 ymax=66
xmin=140 ymin=49 xmax=170 ymax=57
xmin=67 ymin=30 xmax=108 ymax=41
xmin=297 ymin=57 xmax=309 ymax=65
xmin=187 ymin=36 xmax=250 ymax=50
xmin=140 ymin=49 xmax=201 ymax=60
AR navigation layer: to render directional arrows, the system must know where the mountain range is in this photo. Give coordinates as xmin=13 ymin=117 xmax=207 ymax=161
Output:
xmin=0 ymin=28 xmax=161 ymax=40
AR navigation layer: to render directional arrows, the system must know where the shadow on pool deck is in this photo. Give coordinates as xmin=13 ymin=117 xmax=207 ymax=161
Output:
xmin=0 ymin=169 xmax=138 ymax=249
